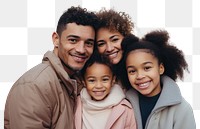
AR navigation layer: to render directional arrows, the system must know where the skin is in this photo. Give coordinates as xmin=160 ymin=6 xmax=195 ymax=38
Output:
xmin=126 ymin=49 xmax=165 ymax=97
xmin=84 ymin=63 xmax=115 ymax=101
xmin=97 ymin=28 xmax=124 ymax=65
xmin=52 ymin=23 xmax=95 ymax=72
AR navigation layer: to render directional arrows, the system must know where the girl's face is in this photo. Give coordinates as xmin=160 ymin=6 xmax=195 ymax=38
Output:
xmin=96 ymin=28 xmax=124 ymax=65
xmin=84 ymin=63 xmax=115 ymax=101
xmin=126 ymin=49 xmax=164 ymax=97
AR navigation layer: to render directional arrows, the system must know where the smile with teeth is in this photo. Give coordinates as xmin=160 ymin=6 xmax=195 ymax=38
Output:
xmin=107 ymin=52 xmax=118 ymax=59
xmin=93 ymin=90 xmax=105 ymax=96
xmin=137 ymin=81 xmax=151 ymax=89
xmin=72 ymin=55 xmax=87 ymax=62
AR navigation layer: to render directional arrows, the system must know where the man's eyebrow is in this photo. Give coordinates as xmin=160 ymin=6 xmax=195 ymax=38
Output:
xmin=67 ymin=35 xmax=80 ymax=38
xmin=96 ymin=39 xmax=104 ymax=43
xmin=87 ymin=39 xmax=95 ymax=42
xmin=67 ymin=35 xmax=94 ymax=42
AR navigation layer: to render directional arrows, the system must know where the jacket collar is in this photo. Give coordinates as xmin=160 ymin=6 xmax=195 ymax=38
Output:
xmin=154 ymin=75 xmax=182 ymax=111
xmin=105 ymin=99 xmax=133 ymax=129
xmin=126 ymin=75 xmax=182 ymax=129
xmin=126 ymin=75 xmax=182 ymax=109
xmin=42 ymin=51 xmax=83 ymax=96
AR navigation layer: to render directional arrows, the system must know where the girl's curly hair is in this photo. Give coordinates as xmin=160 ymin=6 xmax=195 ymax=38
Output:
xmin=122 ymin=30 xmax=189 ymax=82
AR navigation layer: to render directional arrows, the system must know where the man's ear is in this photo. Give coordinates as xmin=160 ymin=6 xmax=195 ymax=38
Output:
xmin=159 ymin=63 xmax=165 ymax=75
xmin=52 ymin=32 xmax=59 ymax=48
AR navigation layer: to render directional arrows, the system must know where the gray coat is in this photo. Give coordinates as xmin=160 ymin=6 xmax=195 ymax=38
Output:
xmin=4 ymin=51 xmax=83 ymax=129
xmin=126 ymin=76 xmax=196 ymax=129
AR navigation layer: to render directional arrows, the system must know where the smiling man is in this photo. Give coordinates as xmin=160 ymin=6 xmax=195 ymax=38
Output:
xmin=4 ymin=6 xmax=98 ymax=129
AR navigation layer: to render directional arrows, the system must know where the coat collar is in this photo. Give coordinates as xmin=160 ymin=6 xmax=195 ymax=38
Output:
xmin=154 ymin=75 xmax=182 ymax=111
xmin=75 ymin=97 xmax=130 ymax=129
xmin=126 ymin=75 xmax=182 ymax=110
xmin=105 ymin=99 xmax=133 ymax=129
xmin=42 ymin=51 xmax=83 ymax=96
xmin=126 ymin=75 xmax=182 ymax=129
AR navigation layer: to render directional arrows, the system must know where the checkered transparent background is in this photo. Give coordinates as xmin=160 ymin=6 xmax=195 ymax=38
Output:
xmin=0 ymin=0 xmax=199 ymax=128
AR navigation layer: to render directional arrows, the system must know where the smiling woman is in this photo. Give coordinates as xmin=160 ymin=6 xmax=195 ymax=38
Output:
xmin=96 ymin=8 xmax=134 ymax=65
xmin=95 ymin=9 xmax=134 ymax=85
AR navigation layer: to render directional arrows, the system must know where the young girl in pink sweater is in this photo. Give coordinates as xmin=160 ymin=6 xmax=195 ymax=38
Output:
xmin=75 ymin=52 xmax=137 ymax=129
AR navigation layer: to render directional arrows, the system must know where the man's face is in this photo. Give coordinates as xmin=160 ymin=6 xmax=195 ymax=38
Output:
xmin=53 ymin=23 xmax=95 ymax=71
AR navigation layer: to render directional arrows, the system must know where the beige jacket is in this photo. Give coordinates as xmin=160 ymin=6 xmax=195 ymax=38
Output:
xmin=4 ymin=51 xmax=83 ymax=129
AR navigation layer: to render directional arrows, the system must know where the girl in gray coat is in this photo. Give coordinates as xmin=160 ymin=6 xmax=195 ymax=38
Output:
xmin=121 ymin=30 xmax=196 ymax=129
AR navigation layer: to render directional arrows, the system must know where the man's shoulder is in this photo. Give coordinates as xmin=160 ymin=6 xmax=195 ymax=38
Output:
xmin=16 ymin=63 xmax=56 ymax=86
xmin=9 ymin=63 xmax=60 ymax=97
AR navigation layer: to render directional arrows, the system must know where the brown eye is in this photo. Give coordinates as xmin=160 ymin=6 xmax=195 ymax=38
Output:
xmin=102 ymin=77 xmax=109 ymax=82
xmin=127 ymin=68 xmax=136 ymax=75
xmin=144 ymin=66 xmax=151 ymax=71
xmin=85 ymin=41 xmax=94 ymax=47
xmin=88 ymin=79 xmax=95 ymax=83
xmin=112 ymin=38 xmax=119 ymax=42
xmin=68 ymin=38 xmax=77 ymax=43
xmin=97 ymin=41 xmax=106 ymax=47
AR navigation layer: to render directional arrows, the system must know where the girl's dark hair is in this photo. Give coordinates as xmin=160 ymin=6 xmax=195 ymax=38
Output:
xmin=96 ymin=8 xmax=134 ymax=36
xmin=81 ymin=50 xmax=114 ymax=79
xmin=121 ymin=30 xmax=188 ymax=89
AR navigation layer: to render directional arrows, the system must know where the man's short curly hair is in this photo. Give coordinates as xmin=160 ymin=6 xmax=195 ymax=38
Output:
xmin=96 ymin=8 xmax=134 ymax=36
xmin=56 ymin=6 xmax=98 ymax=36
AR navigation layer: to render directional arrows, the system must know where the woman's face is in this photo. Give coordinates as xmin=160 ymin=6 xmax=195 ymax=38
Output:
xmin=96 ymin=28 xmax=124 ymax=65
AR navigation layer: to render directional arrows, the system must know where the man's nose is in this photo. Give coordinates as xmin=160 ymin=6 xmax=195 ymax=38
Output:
xmin=75 ymin=41 xmax=86 ymax=53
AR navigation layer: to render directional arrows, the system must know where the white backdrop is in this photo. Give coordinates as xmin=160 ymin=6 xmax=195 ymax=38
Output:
xmin=0 ymin=0 xmax=199 ymax=128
